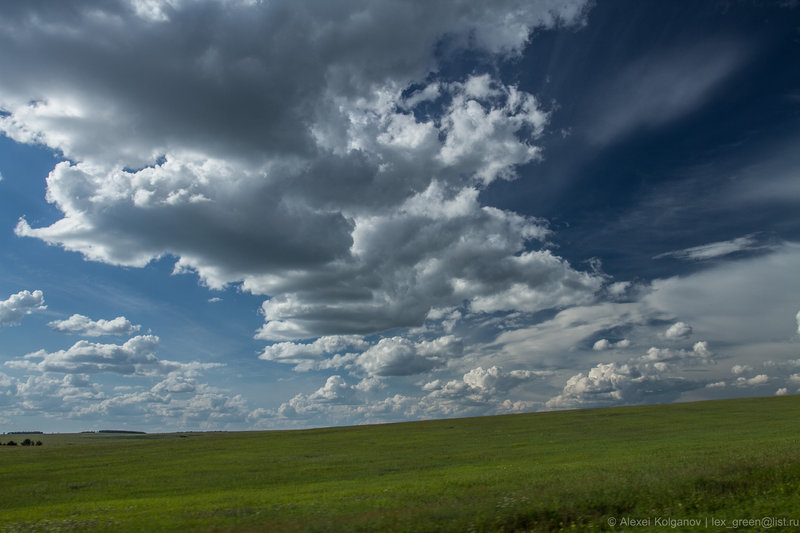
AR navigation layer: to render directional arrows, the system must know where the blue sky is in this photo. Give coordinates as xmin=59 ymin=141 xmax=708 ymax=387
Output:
xmin=1 ymin=0 xmax=799 ymax=432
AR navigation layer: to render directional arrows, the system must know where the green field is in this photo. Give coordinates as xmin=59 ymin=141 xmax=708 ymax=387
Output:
xmin=2 ymin=396 xmax=800 ymax=532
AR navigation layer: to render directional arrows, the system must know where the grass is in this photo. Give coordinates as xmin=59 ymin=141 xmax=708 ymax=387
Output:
xmin=1 ymin=396 xmax=800 ymax=531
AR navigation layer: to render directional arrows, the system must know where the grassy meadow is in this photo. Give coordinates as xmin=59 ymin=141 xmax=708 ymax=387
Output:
xmin=2 ymin=395 xmax=800 ymax=532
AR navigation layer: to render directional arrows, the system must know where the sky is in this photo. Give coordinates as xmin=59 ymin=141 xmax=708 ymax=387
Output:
xmin=1 ymin=0 xmax=799 ymax=433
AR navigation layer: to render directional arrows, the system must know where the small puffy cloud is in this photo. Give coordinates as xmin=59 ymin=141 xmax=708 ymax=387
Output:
xmin=593 ymin=339 xmax=612 ymax=351
xmin=151 ymin=374 xmax=197 ymax=394
xmin=418 ymin=365 xmax=546 ymax=417
xmin=665 ymin=321 xmax=693 ymax=339
xmin=8 ymin=335 xmax=161 ymax=375
xmin=277 ymin=375 xmax=361 ymax=420
xmin=461 ymin=365 xmax=545 ymax=394
xmin=776 ymin=387 xmax=789 ymax=396
xmin=0 ymin=290 xmax=45 ymax=328
xmin=592 ymin=338 xmax=631 ymax=351
xmin=736 ymin=374 xmax=769 ymax=386
xmin=546 ymin=362 xmax=634 ymax=409
xmin=49 ymin=314 xmax=141 ymax=337
xmin=356 ymin=335 xmax=463 ymax=376
xmin=259 ymin=335 xmax=367 ymax=372
xmin=639 ymin=341 xmax=713 ymax=364
xmin=731 ymin=364 xmax=752 ymax=375
xmin=309 ymin=375 xmax=355 ymax=404
xmin=546 ymin=362 xmax=698 ymax=410
xmin=354 ymin=377 xmax=385 ymax=393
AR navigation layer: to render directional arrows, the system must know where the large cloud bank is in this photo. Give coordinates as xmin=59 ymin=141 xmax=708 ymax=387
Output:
xmin=1 ymin=0 xmax=597 ymax=344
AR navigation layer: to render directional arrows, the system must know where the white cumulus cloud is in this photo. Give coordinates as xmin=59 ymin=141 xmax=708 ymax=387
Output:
xmin=665 ymin=321 xmax=693 ymax=339
xmin=357 ymin=335 xmax=463 ymax=377
xmin=592 ymin=338 xmax=631 ymax=351
xmin=546 ymin=362 xmax=698 ymax=410
xmin=8 ymin=336 xmax=161 ymax=375
xmin=49 ymin=314 xmax=141 ymax=337
xmin=0 ymin=290 xmax=45 ymax=328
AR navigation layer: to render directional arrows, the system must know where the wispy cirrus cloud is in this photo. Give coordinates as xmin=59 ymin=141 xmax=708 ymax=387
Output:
xmin=584 ymin=39 xmax=749 ymax=146
xmin=654 ymin=234 xmax=772 ymax=261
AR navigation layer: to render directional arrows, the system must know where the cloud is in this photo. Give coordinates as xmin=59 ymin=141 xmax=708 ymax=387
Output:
xmin=277 ymin=375 xmax=360 ymax=420
xmin=796 ymin=309 xmax=800 ymax=335
xmin=10 ymin=373 xmax=105 ymax=415
xmin=258 ymin=335 xmax=367 ymax=372
xmin=545 ymin=362 xmax=699 ymax=410
xmin=48 ymin=314 xmax=141 ymax=337
xmin=7 ymin=335 xmax=161 ymax=375
xmin=485 ymin=300 xmax=650 ymax=369
xmin=654 ymin=234 xmax=770 ymax=261
xmin=271 ymin=364 xmax=550 ymax=426
xmin=356 ymin=335 xmax=463 ymax=377
xmin=731 ymin=364 xmax=752 ymax=375
xmin=643 ymin=243 xmax=800 ymax=355
xmin=252 ymin=181 xmax=601 ymax=340
xmin=585 ymin=39 xmax=748 ymax=145
xmin=736 ymin=374 xmax=769 ymax=386
xmin=453 ymin=244 xmax=800 ymax=416
xmin=593 ymin=338 xmax=631 ymax=351
xmin=0 ymin=290 xmax=45 ymax=328
xmin=1 ymin=335 xmax=243 ymax=429
xmin=71 ymin=380 xmax=251 ymax=429
xmin=664 ymin=321 xmax=693 ymax=340
xmin=1 ymin=1 xmax=597 ymax=343
xmin=461 ymin=365 xmax=545 ymax=393
xmin=639 ymin=341 xmax=713 ymax=364
xmin=418 ymin=365 xmax=545 ymax=417
xmin=6 ymin=335 xmax=217 ymax=378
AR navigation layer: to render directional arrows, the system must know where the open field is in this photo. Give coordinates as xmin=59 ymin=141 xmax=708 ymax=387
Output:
xmin=2 ymin=396 xmax=800 ymax=532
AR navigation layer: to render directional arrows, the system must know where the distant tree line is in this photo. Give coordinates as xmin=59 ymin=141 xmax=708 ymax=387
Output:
xmin=1 ymin=438 xmax=43 ymax=446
